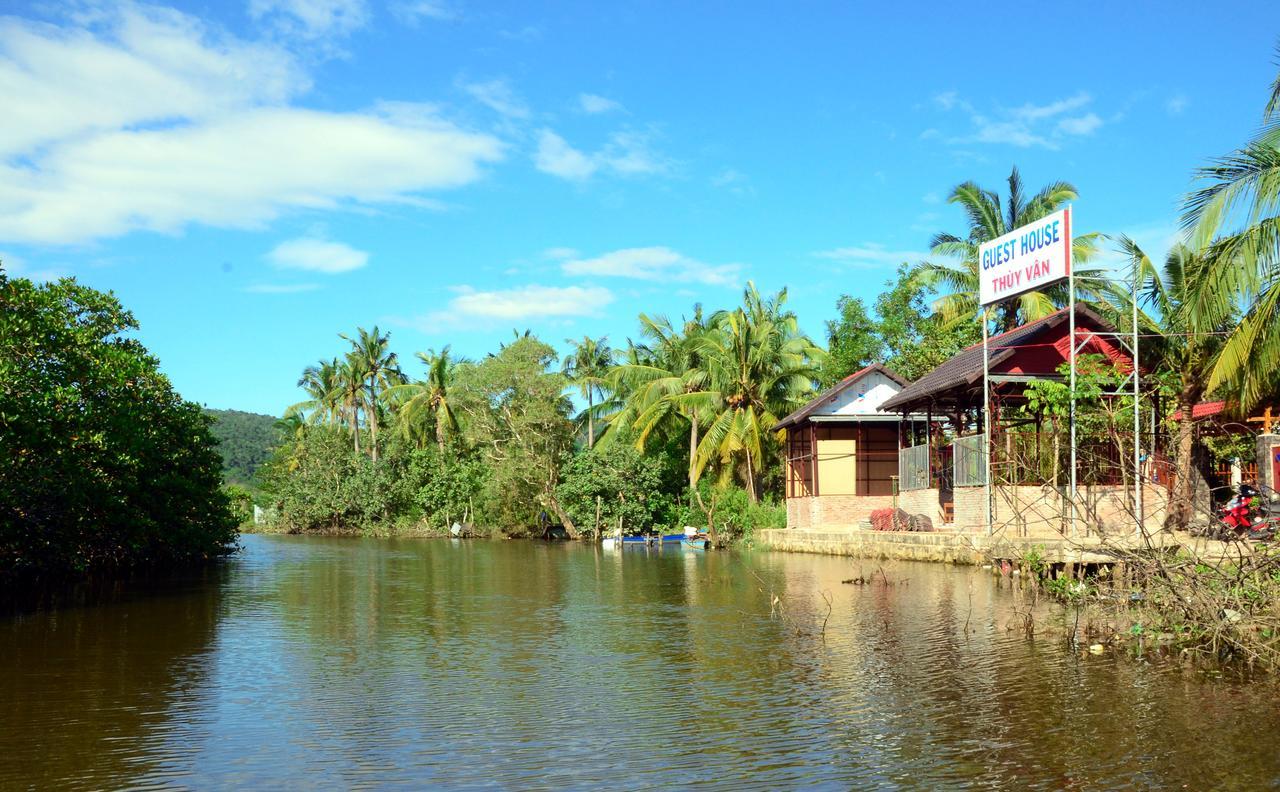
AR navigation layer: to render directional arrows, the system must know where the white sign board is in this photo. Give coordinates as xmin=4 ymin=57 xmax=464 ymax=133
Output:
xmin=978 ymin=207 xmax=1072 ymax=306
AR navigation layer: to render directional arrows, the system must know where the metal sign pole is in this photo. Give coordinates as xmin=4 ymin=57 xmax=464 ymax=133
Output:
xmin=1068 ymin=206 xmax=1078 ymax=539
xmin=1133 ymin=253 xmax=1144 ymax=537
xmin=983 ymin=307 xmax=992 ymax=535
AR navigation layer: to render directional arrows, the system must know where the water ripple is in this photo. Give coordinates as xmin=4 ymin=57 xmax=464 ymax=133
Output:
xmin=2 ymin=536 xmax=1279 ymax=789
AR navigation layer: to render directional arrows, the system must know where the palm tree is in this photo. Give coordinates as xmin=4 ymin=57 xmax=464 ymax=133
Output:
xmin=1181 ymin=74 xmax=1280 ymax=410
xmin=1116 ymin=237 xmax=1228 ymax=528
xmin=290 ymin=357 xmax=341 ymax=426
xmin=342 ymin=326 xmax=399 ymax=462
xmin=915 ymin=166 xmax=1105 ymax=332
xmin=385 ymin=347 xmax=460 ymax=451
xmin=561 ymin=335 xmax=614 ymax=448
xmin=606 ymin=309 xmax=711 ymax=492
xmin=337 ymin=355 xmax=369 ymax=455
xmin=688 ymin=283 xmax=824 ymax=501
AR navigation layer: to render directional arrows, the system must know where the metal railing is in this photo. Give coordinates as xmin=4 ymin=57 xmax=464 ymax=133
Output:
xmin=899 ymin=442 xmax=930 ymax=491
xmin=953 ymin=434 xmax=987 ymax=488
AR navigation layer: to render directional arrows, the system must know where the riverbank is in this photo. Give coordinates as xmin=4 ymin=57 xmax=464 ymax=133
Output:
xmin=756 ymin=527 xmax=1181 ymax=565
xmin=760 ymin=525 xmax=1280 ymax=669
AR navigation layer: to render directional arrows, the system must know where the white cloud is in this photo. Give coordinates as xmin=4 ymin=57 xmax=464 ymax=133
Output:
xmin=0 ymin=6 xmax=304 ymax=159
xmin=930 ymin=90 xmax=1104 ymax=150
xmin=534 ymin=130 xmax=598 ymax=180
xmin=499 ymin=26 xmax=542 ymax=41
xmin=579 ymin=93 xmax=622 ymax=114
xmin=934 ymin=91 xmax=961 ymax=111
xmin=1011 ymin=93 xmax=1091 ymax=122
xmin=562 ymin=246 xmax=739 ymax=285
xmin=542 ymin=246 xmax=580 ymax=260
xmin=391 ymin=0 xmax=457 ymax=24
xmin=711 ymin=168 xmax=753 ymax=196
xmin=0 ymin=6 xmax=503 ymax=245
xmin=602 ymin=130 xmax=667 ymax=175
xmin=267 ymin=237 xmax=369 ymax=273
xmin=534 ymin=128 xmax=668 ymax=181
xmin=1056 ymin=113 xmax=1102 ymax=136
xmin=248 ymin=0 xmax=369 ymax=40
xmin=1 ymin=251 xmax=65 ymax=282
xmin=460 ymin=78 xmax=530 ymax=119
xmin=398 ymin=283 xmax=615 ymax=331
xmin=1166 ymin=94 xmax=1189 ymax=116
xmin=712 ymin=168 xmax=745 ymax=187
xmin=244 ymin=282 xmax=321 ymax=293
xmin=449 ymin=284 xmax=613 ymax=319
xmin=814 ymin=243 xmax=929 ymax=270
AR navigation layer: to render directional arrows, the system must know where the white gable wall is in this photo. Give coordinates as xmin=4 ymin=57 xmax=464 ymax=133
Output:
xmin=811 ymin=370 xmax=903 ymax=417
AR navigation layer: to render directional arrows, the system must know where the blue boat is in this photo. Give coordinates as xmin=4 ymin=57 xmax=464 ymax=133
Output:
xmin=682 ymin=537 xmax=711 ymax=550
xmin=620 ymin=534 xmax=685 ymax=545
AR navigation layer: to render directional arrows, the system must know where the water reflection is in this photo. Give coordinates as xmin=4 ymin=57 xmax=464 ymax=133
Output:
xmin=1 ymin=536 xmax=1278 ymax=788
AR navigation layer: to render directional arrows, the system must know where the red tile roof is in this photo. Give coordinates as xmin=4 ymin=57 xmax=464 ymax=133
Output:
xmin=879 ymin=305 xmax=1123 ymax=413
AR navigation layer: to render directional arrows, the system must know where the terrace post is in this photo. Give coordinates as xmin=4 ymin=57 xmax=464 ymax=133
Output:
xmin=982 ymin=307 xmax=993 ymax=536
xmin=1259 ymin=434 xmax=1280 ymax=497
xmin=1069 ymin=261 xmax=1078 ymax=538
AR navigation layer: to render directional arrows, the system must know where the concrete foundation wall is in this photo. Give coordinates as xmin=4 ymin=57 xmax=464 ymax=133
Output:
xmin=757 ymin=528 xmax=1164 ymax=566
xmin=760 ymin=528 xmax=987 ymax=564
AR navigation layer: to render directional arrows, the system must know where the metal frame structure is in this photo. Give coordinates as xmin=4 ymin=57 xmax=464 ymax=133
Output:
xmin=979 ymin=205 xmax=1145 ymax=537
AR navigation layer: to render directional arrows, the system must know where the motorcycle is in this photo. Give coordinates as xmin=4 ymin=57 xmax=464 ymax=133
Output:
xmin=1216 ymin=483 xmax=1280 ymax=541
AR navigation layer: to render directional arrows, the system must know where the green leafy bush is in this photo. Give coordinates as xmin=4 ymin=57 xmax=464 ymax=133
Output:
xmin=672 ymin=483 xmax=786 ymax=544
xmin=0 ymin=273 xmax=237 ymax=582
xmin=260 ymin=427 xmax=411 ymax=534
xmin=556 ymin=446 xmax=668 ymax=536
xmin=408 ymin=447 xmax=489 ymax=529
xmin=225 ymin=484 xmax=255 ymax=526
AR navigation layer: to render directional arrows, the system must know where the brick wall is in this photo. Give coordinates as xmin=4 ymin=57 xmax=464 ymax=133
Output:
xmin=785 ymin=494 xmax=896 ymax=529
xmin=950 ymin=483 xmax=1170 ymax=537
xmin=951 ymin=487 xmax=987 ymax=532
xmin=896 ymin=488 xmax=947 ymax=526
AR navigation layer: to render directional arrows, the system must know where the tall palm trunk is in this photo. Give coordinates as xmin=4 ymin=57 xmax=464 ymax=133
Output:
xmin=745 ymin=447 xmax=758 ymax=504
xmin=435 ymin=412 xmax=446 ymax=453
xmin=587 ymin=389 xmax=595 ymax=449
xmin=1170 ymin=379 xmax=1204 ymax=530
xmin=368 ymin=384 xmax=379 ymax=462
xmin=350 ymin=400 xmax=361 ymax=455
xmin=687 ymin=413 xmax=699 ymax=491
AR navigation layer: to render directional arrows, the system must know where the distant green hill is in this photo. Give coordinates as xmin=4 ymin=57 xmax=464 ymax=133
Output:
xmin=204 ymin=408 xmax=278 ymax=487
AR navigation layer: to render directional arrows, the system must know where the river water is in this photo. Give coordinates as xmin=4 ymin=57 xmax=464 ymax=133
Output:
xmin=2 ymin=535 xmax=1278 ymax=789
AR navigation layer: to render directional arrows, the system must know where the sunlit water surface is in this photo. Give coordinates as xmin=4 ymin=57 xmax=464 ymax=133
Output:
xmin=3 ymin=535 xmax=1278 ymax=789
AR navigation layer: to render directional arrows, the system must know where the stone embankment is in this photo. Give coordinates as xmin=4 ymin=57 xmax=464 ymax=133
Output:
xmin=757 ymin=527 xmax=1181 ymax=565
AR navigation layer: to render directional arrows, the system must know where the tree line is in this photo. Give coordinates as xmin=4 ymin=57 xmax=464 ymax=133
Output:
xmin=261 ymin=282 xmax=818 ymax=540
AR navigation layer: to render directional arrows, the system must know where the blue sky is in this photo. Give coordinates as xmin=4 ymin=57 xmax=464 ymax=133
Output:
xmin=4 ymin=1 xmax=1279 ymax=415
